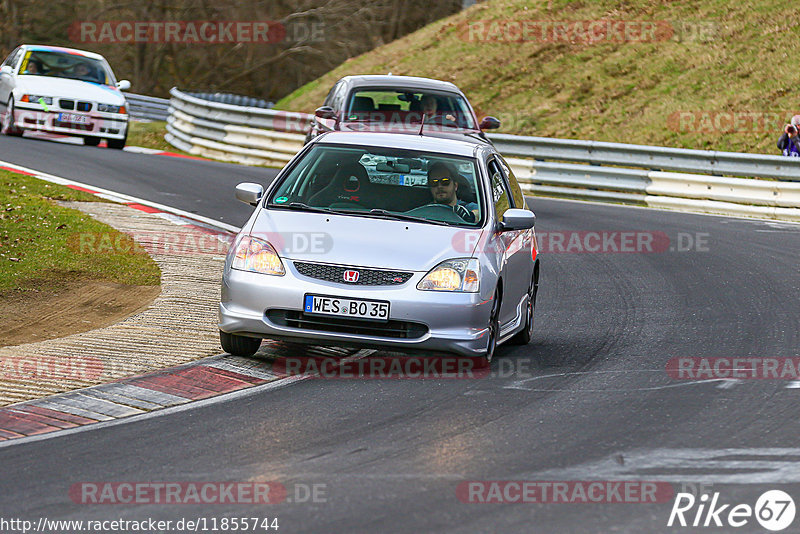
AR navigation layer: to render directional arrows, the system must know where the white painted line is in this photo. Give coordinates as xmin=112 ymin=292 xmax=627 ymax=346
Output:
xmin=716 ymin=379 xmax=743 ymax=389
xmin=124 ymin=145 xmax=164 ymax=155
xmin=0 ymin=370 xmax=312 ymax=448
xmin=31 ymin=399 xmax=114 ymax=422
xmin=0 ymin=158 xmax=241 ymax=234
xmin=526 ymin=447 xmax=800 ymax=484
xmin=0 ymin=350 xmax=377 ymax=448
xmin=785 ymin=380 xmax=800 ymax=389
xmin=80 ymin=388 xmax=164 ymax=411
xmin=204 ymin=359 xmax=279 ymax=381
xmin=97 ymin=383 xmax=189 ymax=407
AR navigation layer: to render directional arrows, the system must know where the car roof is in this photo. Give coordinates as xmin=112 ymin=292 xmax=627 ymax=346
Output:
xmin=23 ymin=45 xmax=106 ymax=61
xmin=341 ymin=75 xmax=462 ymax=94
xmin=314 ymin=131 xmax=490 ymax=158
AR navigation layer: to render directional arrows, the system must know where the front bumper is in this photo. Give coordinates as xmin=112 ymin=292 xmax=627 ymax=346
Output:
xmin=13 ymin=105 xmax=128 ymax=139
xmin=219 ymin=261 xmax=494 ymax=357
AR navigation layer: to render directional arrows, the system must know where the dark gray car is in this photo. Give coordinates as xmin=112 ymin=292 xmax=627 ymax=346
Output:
xmin=305 ymin=75 xmax=501 ymax=145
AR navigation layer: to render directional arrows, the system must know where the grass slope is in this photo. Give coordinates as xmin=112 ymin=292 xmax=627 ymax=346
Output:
xmin=276 ymin=0 xmax=799 ymax=154
xmin=0 ymin=170 xmax=160 ymax=291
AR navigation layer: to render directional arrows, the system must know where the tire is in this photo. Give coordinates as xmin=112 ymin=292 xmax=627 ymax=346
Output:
xmin=473 ymin=287 xmax=502 ymax=369
xmin=107 ymin=123 xmax=128 ymax=149
xmin=510 ymin=264 xmax=539 ymax=345
xmin=1 ymin=98 xmax=23 ymax=136
xmin=220 ymin=330 xmax=262 ymax=357
xmin=84 ymin=136 xmax=101 ymax=146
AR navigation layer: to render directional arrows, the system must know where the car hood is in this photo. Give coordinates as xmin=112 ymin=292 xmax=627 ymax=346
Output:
xmin=16 ymin=76 xmax=125 ymax=105
xmin=250 ymin=209 xmax=485 ymax=272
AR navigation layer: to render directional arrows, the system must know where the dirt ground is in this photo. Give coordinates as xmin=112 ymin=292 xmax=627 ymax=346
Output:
xmin=0 ymin=276 xmax=160 ymax=348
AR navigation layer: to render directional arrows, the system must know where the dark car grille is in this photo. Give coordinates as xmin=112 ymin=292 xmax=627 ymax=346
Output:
xmin=293 ymin=262 xmax=413 ymax=286
xmin=267 ymin=310 xmax=428 ymax=339
xmin=53 ymin=120 xmax=93 ymax=130
xmin=60 ymin=100 xmax=92 ymax=111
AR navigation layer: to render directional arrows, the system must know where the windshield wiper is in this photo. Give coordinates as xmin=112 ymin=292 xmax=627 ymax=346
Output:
xmin=275 ymin=202 xmax=334 ymax=214
xmin=367 ymin=209 xmax=454 ymax=226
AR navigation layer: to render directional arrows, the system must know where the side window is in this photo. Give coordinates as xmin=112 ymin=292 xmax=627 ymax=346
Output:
xmin=323 ymin=81 xmax=339 ymax=107
xmin=332 ymin=84 xmax=347 ymax=114
xmin=487 ymin=159 xmax=511 ymax=219
xmin=3 ymin=47 xmax=20 ymax=69
xmin=497 ymin=156 xmax=525 ymax=209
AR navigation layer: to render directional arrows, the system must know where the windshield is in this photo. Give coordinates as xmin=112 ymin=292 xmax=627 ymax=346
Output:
xmin=345 ymin=89 xmax=477 ymax=130
xmin=268 ymin=145 xmax=483 ymax=227
xmin=20 ymin=50 xmax=115 ymax=85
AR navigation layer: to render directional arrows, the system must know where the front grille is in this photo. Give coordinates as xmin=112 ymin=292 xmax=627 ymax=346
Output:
xmin=267 ymin=310 xmax=428 ymax=339
xmin=77 ymin=101 xmax=92 ymax=112
xmin=293 ymin=261 xmax=413 ymax=286
xmin=59 ymin=99 xmax=74 ymax=110
xmin=53 ymin=120 xmax=93 ymax=131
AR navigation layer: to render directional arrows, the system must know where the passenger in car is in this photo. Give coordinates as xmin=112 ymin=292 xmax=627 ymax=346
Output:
xmin=426 ymin=162 xmax=478 ymax=222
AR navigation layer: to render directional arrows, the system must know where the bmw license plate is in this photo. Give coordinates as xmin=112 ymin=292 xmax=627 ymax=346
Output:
xmin=304 ymin=294 xmax=389 ymax=321
xmin=58 ymin=112 xmax=89 ymax=124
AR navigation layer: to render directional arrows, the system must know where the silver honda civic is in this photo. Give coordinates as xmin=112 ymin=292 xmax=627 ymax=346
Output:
xmin=219 ymin=132 xmax=539 ymax=366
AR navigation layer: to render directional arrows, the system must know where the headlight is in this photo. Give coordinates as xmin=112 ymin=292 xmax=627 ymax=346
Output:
xmin=417 ymin=258 xmax=480 ymax=292
xmin=231 ymin=236 xmax=285 ymax=276
xmin=97 ymin=103 xmax=125 ymax=113
xmin=20 ymin=95 xmax=52 ymax=105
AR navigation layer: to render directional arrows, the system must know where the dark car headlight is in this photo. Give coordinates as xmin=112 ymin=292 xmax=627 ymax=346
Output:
xmin=21 ymin=95 xmax=53 ymax=105
xmin=97 ymin=103 xmax=125 ymax=113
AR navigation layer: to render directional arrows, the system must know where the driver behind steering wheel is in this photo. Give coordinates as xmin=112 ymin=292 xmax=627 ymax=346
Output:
xmin=427 ymin=162 xmax=478 ymax=222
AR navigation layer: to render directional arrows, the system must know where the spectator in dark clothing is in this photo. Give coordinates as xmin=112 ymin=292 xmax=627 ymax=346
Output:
xmin=777 ymin=115 xmax=800 ymax=157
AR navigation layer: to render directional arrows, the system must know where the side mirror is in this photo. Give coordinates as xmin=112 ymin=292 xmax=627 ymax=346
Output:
xmin=0 ymin=65 xmax=12 ymax=75
xmin=314 ymin=106 xmax=336 ymax=119
xmin=117 ymin=79 xmax=131 ymax=91
xmin=235 ymin=182 xmax=264 ymax=206
xmin=479 ymin=116 xmax=501 ymax=130
xmin=498 ymin=209 xmax=535 ymax=231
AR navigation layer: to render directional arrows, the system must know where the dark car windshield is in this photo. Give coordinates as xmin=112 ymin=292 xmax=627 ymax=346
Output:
xmin=20 ymin=50 xmax=115 ymax=85
xmin=268 ymin=144 xmax=483 ymax=227
xmin=344 ymin=89 xmax=477 ymax=130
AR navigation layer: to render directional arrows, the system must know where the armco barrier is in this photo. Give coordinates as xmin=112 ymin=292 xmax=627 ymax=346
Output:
xmin=164 ymin=87 xmax=800 ymax=221
xmin=124 ymin=92 xmax=170 ymax=121
xmin=165 ymin=88 xmax=308 ymax=166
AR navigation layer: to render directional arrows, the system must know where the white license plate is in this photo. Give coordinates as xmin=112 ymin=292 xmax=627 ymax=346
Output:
xmin=58 ymin=112 xmax=89 ymax=124
xmin=304 ymin=294 xmax=389 ymax=321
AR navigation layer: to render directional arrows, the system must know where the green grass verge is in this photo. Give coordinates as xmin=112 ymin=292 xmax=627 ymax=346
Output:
xmin=127 ymin=120 xmax=190 ymax=154
xmin=0 ymin=170 xmax=161 ymax=291
xmin=276 ymin=0 xmax=797 ymax=155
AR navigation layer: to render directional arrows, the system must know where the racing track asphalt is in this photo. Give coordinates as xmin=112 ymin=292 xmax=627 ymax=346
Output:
xmin=0 ymin=134 xmax=278 ymax=227
xmin=1 ymin=134 xmax=799 ymax=532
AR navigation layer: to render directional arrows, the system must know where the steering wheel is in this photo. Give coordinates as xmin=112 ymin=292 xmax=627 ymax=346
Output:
xmin=424 ymin=114 xmax=458 ymax=126
xmin=406 ymin=203 xmax=468 ymax=223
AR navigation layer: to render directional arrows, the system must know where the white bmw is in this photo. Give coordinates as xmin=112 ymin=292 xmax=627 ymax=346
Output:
xmin=0 ymin=44 xmax=131 ymax=148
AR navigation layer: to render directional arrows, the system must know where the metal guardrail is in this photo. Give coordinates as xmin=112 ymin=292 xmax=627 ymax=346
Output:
xmin=123 ymin=92 xmax=170 ymax=121
xmin=488 ymin=133 xmax=800 ymax=182
xmin=165 ymin=88 xmax=310 ymax=166
xmin=163 ymin=87 xmax=800 ymax=221
xmin=185 ymin=92 xmax=273 ymax=109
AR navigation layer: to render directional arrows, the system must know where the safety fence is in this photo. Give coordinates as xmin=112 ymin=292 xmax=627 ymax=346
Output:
xmin=165 ymin=87 xmax=800 ymax=222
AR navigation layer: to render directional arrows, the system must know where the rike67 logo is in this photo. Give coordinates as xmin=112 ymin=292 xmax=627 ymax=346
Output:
xmin=668 ymin=490 xmax=795 ymax=531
